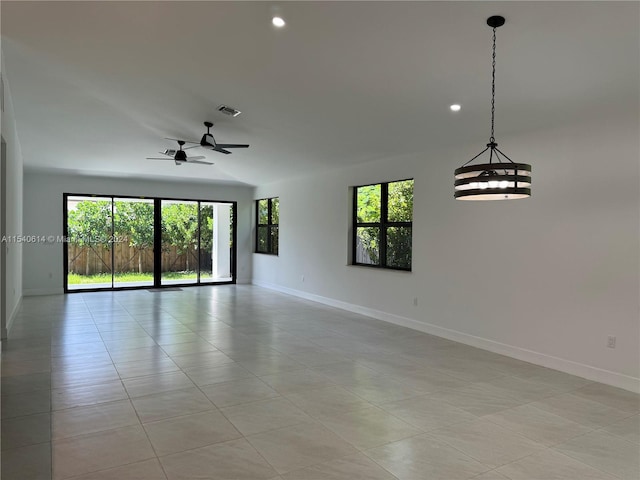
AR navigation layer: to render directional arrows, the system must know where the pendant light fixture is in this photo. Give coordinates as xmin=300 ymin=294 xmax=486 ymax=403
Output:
xmin=454 ymin=16 xmax=531 ymax=201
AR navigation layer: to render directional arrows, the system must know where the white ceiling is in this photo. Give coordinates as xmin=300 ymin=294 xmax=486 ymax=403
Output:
xmin=1 ymin=1 xmax=638 ymax=186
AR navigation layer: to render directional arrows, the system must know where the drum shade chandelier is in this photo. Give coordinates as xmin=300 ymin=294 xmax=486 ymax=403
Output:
xmin=454 ymin=16 xmax=531 ymax=201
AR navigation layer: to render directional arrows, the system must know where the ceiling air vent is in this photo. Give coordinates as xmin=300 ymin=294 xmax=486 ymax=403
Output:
xmin=217 ymin=104 xmax=241 ymax=117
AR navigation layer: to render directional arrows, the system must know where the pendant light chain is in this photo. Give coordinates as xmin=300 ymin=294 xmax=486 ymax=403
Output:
xmin=454 ymin=15 xmax=531 ymax=201
xmin=490 ymin=26 xmax=497 ymax=144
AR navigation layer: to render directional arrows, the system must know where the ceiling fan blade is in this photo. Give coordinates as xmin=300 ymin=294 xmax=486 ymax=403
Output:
xmin=164 ymin=137 xmax=199 ymax=145
xmin=147 ymin=157 xmax=175 ymax=160
xmin=186 ymin=156 xmax=206 ymax=160
xmin=183 ymin=144 xmax=201 ymax=150
xmin=187 ymin=160 xmax=214 ymax=165
xmin=216 ymin=144 xmax=249 ymax=149
xmin=214 ymin=148 xmax=232 ymax=155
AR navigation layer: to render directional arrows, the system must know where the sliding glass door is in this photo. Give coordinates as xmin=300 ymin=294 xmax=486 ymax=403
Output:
xmin=199 ymin=202 xmax=233 ymax=283
xmin=161 ymin=200 xmax=198 ymax=285
xmin=66 ymin=196 xmax=113 ymax=291
xmin=113 ymin=198 xmax=155 ymax=288
xmin=64 ymin=194 xmax=236 ymax=292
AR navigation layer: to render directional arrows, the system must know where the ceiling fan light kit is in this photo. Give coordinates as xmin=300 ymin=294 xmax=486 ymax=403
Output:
xmin=454 ymin=15 xmax=532 ymax=201
xmin=147 ymin=121 xmax=249 ymax=165
xmin=146 ymin=139 xmax=213 ymax=165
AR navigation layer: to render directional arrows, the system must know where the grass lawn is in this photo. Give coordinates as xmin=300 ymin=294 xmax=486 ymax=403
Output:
xmin=68 ymin=271 xmax=212 ymax=284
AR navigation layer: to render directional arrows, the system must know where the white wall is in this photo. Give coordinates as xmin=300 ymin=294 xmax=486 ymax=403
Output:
xmin=22 ymin=172 xmax=254 ymax=295
xmin=253 ymin=110 xmax=640 ymax=392
xmin=0 ymin=52 xmax=25 ymax=335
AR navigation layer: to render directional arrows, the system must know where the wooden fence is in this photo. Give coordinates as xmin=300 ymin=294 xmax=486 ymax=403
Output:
xmin=67 ymin=242 xmax=210 ymax=275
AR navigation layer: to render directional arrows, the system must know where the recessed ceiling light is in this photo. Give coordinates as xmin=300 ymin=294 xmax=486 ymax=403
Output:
xmin=450 ymin=104 xmax=461 ymax=112
xmin=272 ymin=16 xmax=286 ymax=27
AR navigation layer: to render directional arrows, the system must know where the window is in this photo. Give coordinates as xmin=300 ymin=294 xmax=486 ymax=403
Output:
xmin=256 ymin=197 xmax=279 ymax=255
xmin=64 ymin=194 xmax=237 ymax=292
xmin=353 ymin=179 xmax=413 ymax=270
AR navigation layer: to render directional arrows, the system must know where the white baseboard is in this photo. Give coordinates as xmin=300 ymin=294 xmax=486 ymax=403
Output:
xmin=253 ymin=280 xmax=640 ymax=394
xmin=23 ymin=288 xmax=63 ymax=296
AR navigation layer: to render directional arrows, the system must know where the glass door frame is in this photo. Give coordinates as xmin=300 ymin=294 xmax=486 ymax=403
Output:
xmin=63 ymin=193 xmax=238 ymax=293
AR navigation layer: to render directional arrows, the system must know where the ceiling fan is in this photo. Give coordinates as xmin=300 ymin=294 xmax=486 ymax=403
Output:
xmin=146 ymin=140 xmax=213 ymax=165
xmin=179 ymin=121 xmax=249 ymax=155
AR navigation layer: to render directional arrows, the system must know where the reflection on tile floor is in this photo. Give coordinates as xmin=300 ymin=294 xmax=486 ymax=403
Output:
xmin=1 ymin=286 xmax=638 ymax=479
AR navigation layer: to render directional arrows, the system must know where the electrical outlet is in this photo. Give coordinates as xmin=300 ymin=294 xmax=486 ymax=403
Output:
xmin=413 ymin=297 xmax=418 ymax=306
xmin=607 ymin=335 xmax=616 ymax=349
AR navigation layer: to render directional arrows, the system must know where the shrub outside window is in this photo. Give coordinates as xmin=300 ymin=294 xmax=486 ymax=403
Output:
xmin=256 ymin=197 xmax=279 ymax=255
xmin=353 ymin=179 xmax=413 ymax=270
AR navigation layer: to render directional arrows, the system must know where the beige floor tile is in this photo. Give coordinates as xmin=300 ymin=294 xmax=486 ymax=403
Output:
xmin=343 ymin=374 xmax=425 ymax=404
xmin=1 ymin=442 xmax=52 ymax=480
xmin=247 ymin=422 xmax=358 ymax=474
xmin=284 ymin=385 xmax=372 ymax=416
xmin=364 ymin=433 xmax=489 ymax=480
xmin=428 ymin=419 xmax=545 ymax=468
xmin=259 ymin=369 xmax=336 ymax=394
xmin=572 ymin=383 xmax=640 ymax=413
xmin=200 ymin=377 xmax=279 ymax=408
xmin=52 ymin=399 xmax=140 ymax=439
xmin=236 ymin=355 xmax=305 ymax=376
xmin=184 ymin=362 xmax=255 ymax=387
xmin=222 ymin=397 xmax=312 ymax=435
xmin=496 ymin=449 xmax=619 ymax=479
xmin=282 ymin=452 xmax=396 ymax=480
xmin=52 ymin=425 xmax=155 ymax=479
xmin=114 ymin=357 xmax=180 ymax=379
xmin=531 ymin=393 xmax=632 ymax=428
xmin=144 ymin=410 xmax=241 ymax=456
xmin=379 ymin=395 xmax=478 ymax=432
xmin=602 ymin=414 xmax=640 ymax=444
xmin=51 ymin=363 xmax=120 ymax=389
xmin=426 ymin=383 xmax=524 ymax=417
xmin=123 ymin=371 xmax=196 ymax=398
xmin=52 ymin=381 xmax=128 ymax=410
xmin=67 ymin=459 xmax=167 ymax=480
xmin=169 ymin=350 xmax=234 ymax=369
xmin=131 ymin=387 xmax=215 ymax=423
xmin=471 ymin=471 xmax=510 ymax=479
xmin=1 ymin=413 xmax=51 ymax=450
xmin=160 ymin=438 xmax=278 ymax=480
xmin=555 ymin=430 xmax=640 ymax=479
xmin=309 ymin=361 xmax=379 ymax=385
xmin=483 ymin=404 xmax=592 ymax=446
xmin=317 ymin=406 xmax=422 ymax=449
xmin=480 ymin=375 xmax=565 ymax=402
xmin=159 ymin=339 xmax=219 ymax=356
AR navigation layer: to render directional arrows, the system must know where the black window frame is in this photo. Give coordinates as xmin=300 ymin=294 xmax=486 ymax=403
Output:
xmin=352 ymin=179 xmax=413 ymax=271
xmin=255 ymin=197 xmax=279 ymax=255
xmin=63 ymin=193 xmax=238 ymax=293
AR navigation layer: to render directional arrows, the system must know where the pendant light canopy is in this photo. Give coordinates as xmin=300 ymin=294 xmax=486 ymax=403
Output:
xmin=454 ymin=16 xmax=531 ymax=201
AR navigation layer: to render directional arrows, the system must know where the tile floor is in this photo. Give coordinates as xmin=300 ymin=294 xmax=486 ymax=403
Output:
xmin=1 ymin=285 xmax=638 ymax=480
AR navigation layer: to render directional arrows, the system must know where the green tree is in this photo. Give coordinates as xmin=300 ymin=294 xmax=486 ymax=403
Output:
xmin=114 ymin=201 xmax=155 ymax=273
xmin=67 ymin=200 xmax=112 ymax=275
xmin=162 ymin=203 xmax=199 ymax=271
xmin=355 ymin=180 xmax=413 ymax=268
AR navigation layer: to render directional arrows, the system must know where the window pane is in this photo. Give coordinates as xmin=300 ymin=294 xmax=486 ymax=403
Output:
xmin=161 ymin=200 xmax=199 ymax=284
xmin=386 ymin=226 xmax=412 ymax=269
xmin=388 ymin=180 xmax=414 ymax=222
xmin=270 ymin=226 xmax=279 ymax=255
xmin=258 ymin=199 xmax=269 ymax=224
xmin=271 ymin=198 xmax=279 ymax=225
xmin=113 ymin=199 xmax=154 ymax=287
xmin=257 ymin=226 xmax=268 ymax=252
xmin=66 ymin=196 xmax=113 ymax=290
xmin=355 ymin=227 xmax=380 ymax=265
xmin=357 ymin=185 xmax=381 ymax=223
